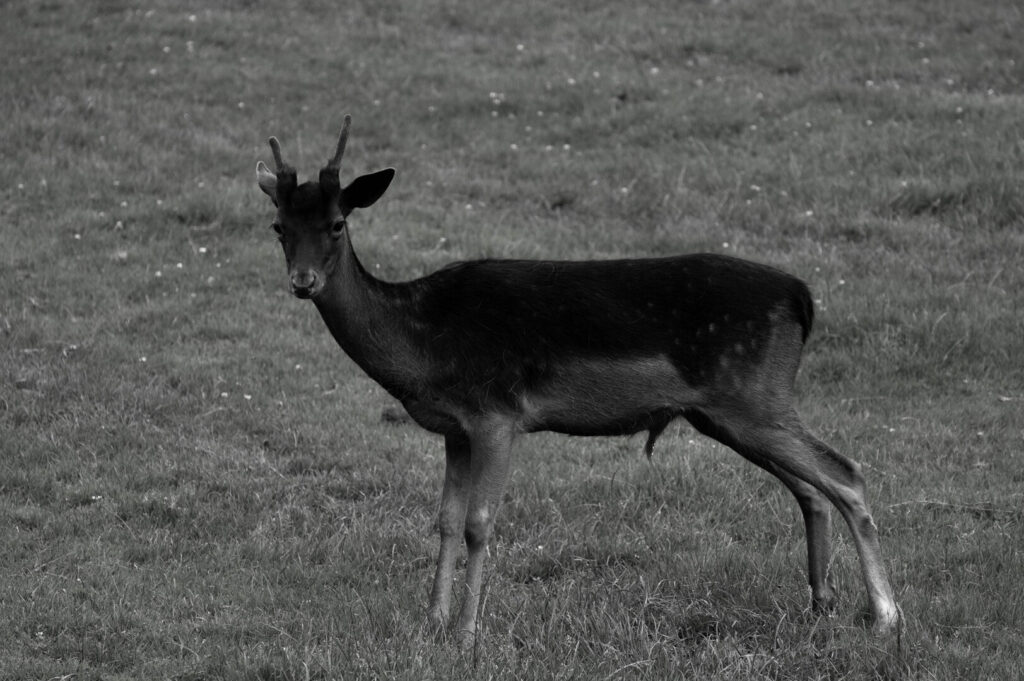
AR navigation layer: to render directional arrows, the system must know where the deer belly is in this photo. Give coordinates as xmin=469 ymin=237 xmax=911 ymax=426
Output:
xmin=521 ymin=355 xmax=700 ymax=436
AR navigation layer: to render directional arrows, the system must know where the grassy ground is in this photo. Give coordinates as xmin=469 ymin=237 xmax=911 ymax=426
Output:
xmin=2 ymin=0 xmax=1023 ymax=678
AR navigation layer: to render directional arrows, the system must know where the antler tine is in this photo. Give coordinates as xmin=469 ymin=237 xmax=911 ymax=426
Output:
xmin=326 ymin=114 xmax=352 ymax=171
xmin=268 ymin=136 xmax=287 ymax=173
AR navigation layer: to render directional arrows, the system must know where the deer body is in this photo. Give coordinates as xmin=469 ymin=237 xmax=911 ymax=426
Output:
xmin=256 ymin=119 xmax=900 ymax=645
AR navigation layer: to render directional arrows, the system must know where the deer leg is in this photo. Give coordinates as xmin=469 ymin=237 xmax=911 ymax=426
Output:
xmin=426 ymin=432 xmax=471 ymax=631
xmin=454 ymin=418 xmax=515 ymax=646
xmin=787 ymin=428 xmax=899 ymax=634
xmin=753 ymin=461 xmax=838 ymax=612
xmin=743 ymin=420 xmax=898 ymax=634
xmin=726 ymin=434 xmax=837 ymax=611
xmin=692 ymin=408 xmax=898 ymax=634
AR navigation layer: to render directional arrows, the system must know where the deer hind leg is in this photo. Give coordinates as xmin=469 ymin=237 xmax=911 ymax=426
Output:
xmin=787 ymin=428 xmax=900 ymax=635
xmin=454 ymin=417 xmax=516 ymax=647
xmin=752 ymin=421 xmax=898 ymax=633
xmin=690 ymin=408 xmax=899 ymax=634
xmin=426 ymin=432 xmax=471 ymax=632
xmin=754 ymin=461 xmax=837 ymax=612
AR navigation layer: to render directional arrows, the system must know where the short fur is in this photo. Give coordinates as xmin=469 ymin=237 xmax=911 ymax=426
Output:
xmin=256 ymin=123 xmax=900 ymax=645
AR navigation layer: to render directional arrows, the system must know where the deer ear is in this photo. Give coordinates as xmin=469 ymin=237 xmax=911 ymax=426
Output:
xmin=340 ymin=168 xmax=395 ymax=215
xmin=256 ymin=161 xmax=279 ymax=204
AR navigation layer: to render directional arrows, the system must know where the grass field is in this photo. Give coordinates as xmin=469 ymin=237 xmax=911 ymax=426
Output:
xmin=2 ymin=0 xmax=1023 ymax=678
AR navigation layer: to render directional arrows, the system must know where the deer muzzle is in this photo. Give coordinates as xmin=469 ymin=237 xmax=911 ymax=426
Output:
xmin=289 ymin=270 xmax=321 ymax=299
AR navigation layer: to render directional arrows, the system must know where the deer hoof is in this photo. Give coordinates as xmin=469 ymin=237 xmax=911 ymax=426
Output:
xmin=870 ymin=605 xmax=901 ymax=637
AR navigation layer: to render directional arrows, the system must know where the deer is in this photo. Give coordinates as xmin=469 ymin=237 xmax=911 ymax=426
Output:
xmin=255 ymin=115 xmax=900 ymax=646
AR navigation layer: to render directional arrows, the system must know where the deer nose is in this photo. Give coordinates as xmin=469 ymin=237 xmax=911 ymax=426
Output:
xmin=290 ymin=270 xmax=319 ymax=298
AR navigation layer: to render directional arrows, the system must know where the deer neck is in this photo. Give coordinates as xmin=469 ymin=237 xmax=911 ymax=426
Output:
xmin=311 ymin=231 xmax=423 ymax=400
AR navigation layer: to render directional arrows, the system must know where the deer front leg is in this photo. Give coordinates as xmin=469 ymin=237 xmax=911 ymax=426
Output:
xmin=455 ymin=418 xmax=515 ymax=647
xmin=427 ymin=433 xmax=471 ymax=631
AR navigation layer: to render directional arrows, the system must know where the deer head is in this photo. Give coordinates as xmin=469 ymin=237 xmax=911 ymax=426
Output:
xmin=256 ymin=115 xmax=395 ymax=299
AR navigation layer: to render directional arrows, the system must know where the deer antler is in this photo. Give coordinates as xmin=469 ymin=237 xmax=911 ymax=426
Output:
xmin=266 ymin=135 xmax=297 ymax=204
xmin=268 ymin=136 xmax=287 ymax=173
xmin=325 ymin=114 xmax=352 ymax=171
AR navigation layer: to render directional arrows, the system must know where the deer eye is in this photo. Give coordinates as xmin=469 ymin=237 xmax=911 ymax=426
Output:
xmin=271 ymin=221 xmax=284 ymax=236
xmin=330 ymin=219 xmax=346 ymax=238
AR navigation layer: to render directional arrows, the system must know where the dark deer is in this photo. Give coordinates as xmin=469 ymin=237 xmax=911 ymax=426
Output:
xmin=255 ymin=116 xmax=899 ymax=644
